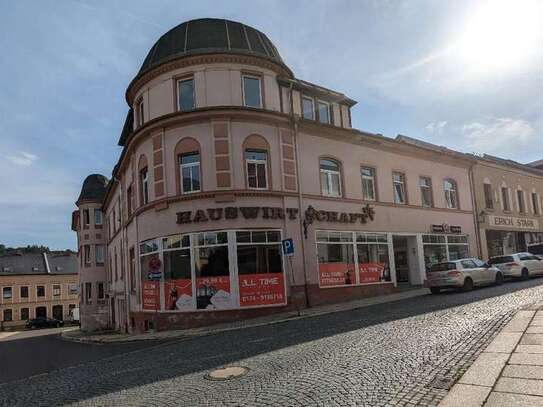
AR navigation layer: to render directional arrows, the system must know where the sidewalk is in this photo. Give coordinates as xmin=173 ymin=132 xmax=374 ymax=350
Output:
xmin=440 ymin=306 xmax=543 ymax=406
xmin=62 ymin=287 xmax=427 ymax=344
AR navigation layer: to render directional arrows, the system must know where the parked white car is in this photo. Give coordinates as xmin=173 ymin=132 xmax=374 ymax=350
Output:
xmin=427 ymin=258 xmax=503 ymax=294
xmin=488 ymin=252 xmax=543 ymax=280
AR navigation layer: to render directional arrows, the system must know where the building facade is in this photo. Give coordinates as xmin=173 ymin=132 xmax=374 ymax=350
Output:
xmin=472 ymin=155 xmax=543 ymax=260
xmin=0 ymin=252 xmax=78 ymax=328
xmin=74 ymin=18 xmax=482 ymax=333
xmin=72 ymin=175 xmax=109 ymax=331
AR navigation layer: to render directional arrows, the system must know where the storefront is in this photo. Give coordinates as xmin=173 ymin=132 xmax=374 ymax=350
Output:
xmin=484 ymin=215 xmax=543 ymax=258
xmin=139 ymin=229 xmax=287 ymax=314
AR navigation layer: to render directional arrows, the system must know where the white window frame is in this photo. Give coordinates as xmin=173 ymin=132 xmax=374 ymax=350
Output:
xmin=84 ymin=245 xmax=91 ymax=265
xmin=179 ymin=152 xmax=201 ymax=194
xmin=302 ymin=96 xmax=315 ymax=120
xmin=321 ymin=167 xmax=342 ymax=197
xmin=94 ymin=208 xmax=102 ymax=226
xmin=361 ymin=167 xmax=376 ymax=201
xmin=177 ymin=77 xmax=195 ymax=111
xmin=2 ymin=286 xmax=12 ymax=300
xmin=419 ymin=176 xmax=433 ymax=207
xmin=52 ymin=284 xmax=61 ymax=297
xmin=140 ymin=168 xmax=149 ymax=205
xmin=444 ymin=179 xmax=458 ymax=209
xmin=245 ymin=151 xmax=268 ymax=190
xmin=393 ymin=172 xmax=406 ymax=204
xmin=317 ymin=100 xmax=330 ymax=124
xmin=95 ymin=244 xmax=105 ymax=265
xmin=242 ymin=75 xmax=262 ymax=108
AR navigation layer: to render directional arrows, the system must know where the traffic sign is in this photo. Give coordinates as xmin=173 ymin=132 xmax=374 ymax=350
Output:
xmin=281 ymin=238 xmax=294 ymax=256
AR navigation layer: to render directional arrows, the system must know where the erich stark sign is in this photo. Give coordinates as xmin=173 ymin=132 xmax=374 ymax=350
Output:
xmin=282 ymin=238 xmax=294 ymax=257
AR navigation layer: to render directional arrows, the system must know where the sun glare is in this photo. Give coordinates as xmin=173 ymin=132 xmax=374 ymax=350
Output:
xmin=456 ymin=0 xmax=543 ymax=73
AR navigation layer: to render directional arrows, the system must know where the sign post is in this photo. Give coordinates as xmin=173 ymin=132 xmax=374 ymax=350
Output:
xmin=281 ymin=238 xmax=299 ymax=316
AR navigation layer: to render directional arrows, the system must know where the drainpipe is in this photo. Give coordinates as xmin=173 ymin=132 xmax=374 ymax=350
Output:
xmin=287 ymin=81 xmax=311 ymax=308
xmin=468 ymin=161 xmax=483 ymax=259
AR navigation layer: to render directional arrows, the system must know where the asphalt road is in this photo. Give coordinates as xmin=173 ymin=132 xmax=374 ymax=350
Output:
xmin=3 ymin=278 xmax=543 ymax=406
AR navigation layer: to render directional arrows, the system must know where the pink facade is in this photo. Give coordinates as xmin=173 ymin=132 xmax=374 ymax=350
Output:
xmin=74 ymin=19 xmax=477 ymax=333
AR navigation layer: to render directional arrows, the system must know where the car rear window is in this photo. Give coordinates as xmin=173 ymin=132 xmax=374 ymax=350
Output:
xmin=429 ymin=262 xmax=456 ymax=272
xmin=488 ymin=256 xmax=514 ymax=265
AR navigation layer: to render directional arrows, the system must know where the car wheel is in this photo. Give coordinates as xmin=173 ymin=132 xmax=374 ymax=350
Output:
xmin=430 ymin=287 xmax=441 ymax=294
xmin=522 ymin=268 xmax=530 ymax=280
xmin=462 ymin=278 xmax=474 ymax=292
xmin=495 ymin=272 xmax=504 ymax=285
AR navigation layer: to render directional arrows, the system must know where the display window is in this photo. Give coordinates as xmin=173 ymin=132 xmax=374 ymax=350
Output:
xmin=356 ymin=232 xmax=391 ymax=283
xmin=422 ymin=234 xmax=469 ymax=270
xmin=139 ymin=229 xmax=286 ymax=312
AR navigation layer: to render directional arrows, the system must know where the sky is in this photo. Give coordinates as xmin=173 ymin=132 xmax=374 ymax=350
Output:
xmin=1 ymin=0 xmax=543 ymax=250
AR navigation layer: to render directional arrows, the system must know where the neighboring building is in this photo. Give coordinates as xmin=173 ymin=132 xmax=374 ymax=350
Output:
xmin=471 ymin=154 xmax=543 ymax=259
xmin=72 ymin=18 xmax=481 ymax=333
xmin=71 ymin=174 xmax=109 ymax=331
xmin=0 ymin=252 xmax=78 ymax=328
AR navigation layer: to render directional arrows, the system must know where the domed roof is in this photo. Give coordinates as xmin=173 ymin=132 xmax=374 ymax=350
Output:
xmin=76 ymin=174 xmax=109 ymax=205
xmin=138 ymin=18 xmax=288 ymax=75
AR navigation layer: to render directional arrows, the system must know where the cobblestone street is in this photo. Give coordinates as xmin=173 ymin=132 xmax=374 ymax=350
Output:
xmin=4 ymin=280 xmax=543 ymax=406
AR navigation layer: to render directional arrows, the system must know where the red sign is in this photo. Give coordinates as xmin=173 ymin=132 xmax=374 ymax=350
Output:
xmin=196 ymin=276 xmax=231 ymax=309
xmin=358 ymin=263 xmax=385 ymax=283
xmin=142 ymin=281 xmax=160 ymax=310
xmin=238 ymin=273 xmax=285 ymax=307
xmin=165 ymin=279 xmax=193 ymax=310
xmin=319 ymin=263 xmax=356 ymax=287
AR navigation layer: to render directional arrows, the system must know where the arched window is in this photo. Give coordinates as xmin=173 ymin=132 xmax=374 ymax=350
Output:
xmin=243 ymin=135 xmax=270 ymax=190
xmin=175 ymin=138 xmax=201 ymax=195
xmin=320 ymin=158 xmax=342 ymax=197
xmin=138 ymin=155 xmax=149 ymax=206
xmin=516 ymin=188 xmax=526 ymax=213
xmin=443 ymin=179 xmax=458 ymax=209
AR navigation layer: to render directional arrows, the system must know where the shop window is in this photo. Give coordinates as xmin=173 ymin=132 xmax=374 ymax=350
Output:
xmin=517 ymin=190 xmax=526 ymax=213
xmin=317 ymin=100 xmax=330 ymax=124
xmin=302 ymin=96 xmax=314 ymax=120
xmin=533 ymin=192 xmax=540 ymax=215
xmin=177 ymin=77 xmax=195 ymax=111
xmin=392 ymin=172 xmax=406 ymax=204
xmin=502 ymin=187 xmax=511 ymax=211
xmin=95 ymin=245 xmax=105 ymax=265
xmin=245 ymin=149 xmax=268 ymax=189
xmin=52 ymin=285 xmax=61 ymax=297
xmin=242 ymin=75 xmax=262 ymax=108
xmin=237 ymin=230 xmax=285 ymax=307
xmin=444 ymin=179 xmax=458 ymax=209
xmin=356 ymin=233 xmax=391 ymax=284
xmin=140 ymin=167 xmax=149 ymax=205
xmin=361 ymin=167 xmax=376 ymax=201
xmin=20 ymin=308 xmax=29 ymax=321
xmin=320 ymin=158 xmax=342 ymax=197
xmin=179 ymin=152 xmax=201 ymax=194
xmin=2 ymin=287 xmax=12 ymax=300
xmin=484 ymin=183 xmax=494 ymax=209
xmin=423 ymin=234 xmax=469 ymax=270
xmin=94 ymin=209 xmax=102 ymax=226
xmin=20 ymin=286 xmax=28 ymax=298
xmin=163 ymin=235 xmax=192 ymax=311
xmin=37 ymin=285 xmax=45 ymax=297
xmin=317 ymin=231 xmax=355 ymax=287
xmin=194 ymin=232 xmax=231 ymax=310
xmin=419 ymin=177 xmax=433 ymax=207
xmin=139 ymin=239 xmax=160 ymax=311
xmin=3 ymin=309 xmax=12 ymax=322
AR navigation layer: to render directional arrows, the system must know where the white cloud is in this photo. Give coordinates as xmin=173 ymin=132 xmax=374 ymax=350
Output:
xmin=5 ymin=151 xmax=38 ymax=166
xmin=425 ymin=121 xmax=448 ymax=134
xmin=462 ymin=118 xmax=535 ymax=155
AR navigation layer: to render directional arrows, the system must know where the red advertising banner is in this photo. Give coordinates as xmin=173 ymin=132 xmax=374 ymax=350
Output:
xmin=358 ymin=262 xmax=386 ymax=283
xmin=195 ymin=276 xmax=231 ymax=309
xmin=165 ymin=279 xmax=193 ymax=310
xmin=319 ymin=263 xmax=356 ymax=287
xmin=238 ymin=273 xmax=285 ymax=307
xmin=142 ymin=281 xmax=160 ymax=310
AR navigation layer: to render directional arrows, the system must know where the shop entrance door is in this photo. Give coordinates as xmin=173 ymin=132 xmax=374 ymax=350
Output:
xmin=392 ymin=235 xmax=422 ymax=286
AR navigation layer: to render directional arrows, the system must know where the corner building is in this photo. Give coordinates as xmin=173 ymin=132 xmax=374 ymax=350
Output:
xmin=77 ymin=19 xmax=478 ymax=333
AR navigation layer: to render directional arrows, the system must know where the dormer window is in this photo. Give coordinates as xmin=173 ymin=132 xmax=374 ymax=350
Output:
xmin=177 ymin=77 xmax=195 ymax=111
xmin=302 ymin=96 xmax=314 ymax=120
xmin=242 ymin=75 xmax=262 ymax=108
xmin=317 ymin=100 xmax=330 ymax=124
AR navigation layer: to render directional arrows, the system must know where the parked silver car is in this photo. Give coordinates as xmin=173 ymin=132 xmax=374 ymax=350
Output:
xmin=427 ymin=258 xmax=503 ymax=294
xmin=488 ymin=252 xmax=543 ymax=280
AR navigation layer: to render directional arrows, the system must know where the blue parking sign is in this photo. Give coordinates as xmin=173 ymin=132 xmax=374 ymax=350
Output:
xmin=281 ymin=238 xmax=294 ymax=256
